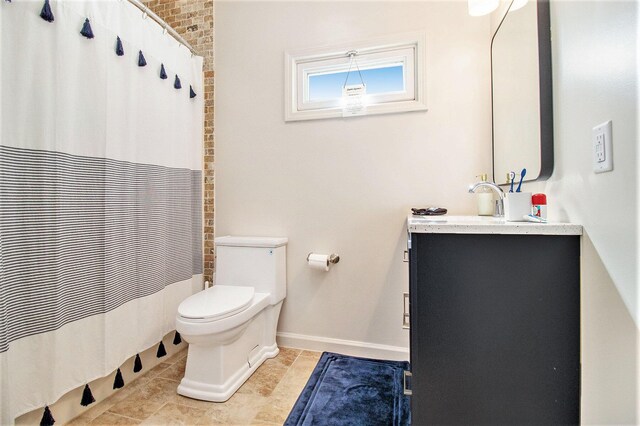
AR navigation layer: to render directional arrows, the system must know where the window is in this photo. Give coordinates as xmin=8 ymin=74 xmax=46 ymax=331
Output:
xmin=285 ymin=33 xmax=427 ymax=121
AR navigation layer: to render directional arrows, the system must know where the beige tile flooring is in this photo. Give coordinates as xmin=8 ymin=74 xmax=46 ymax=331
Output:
xmin=67 ymin=347 xmax=321 ymax=425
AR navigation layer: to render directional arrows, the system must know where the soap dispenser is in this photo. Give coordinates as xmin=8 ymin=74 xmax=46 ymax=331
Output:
xmin=476 ymin=174 xmax=494 ymax=216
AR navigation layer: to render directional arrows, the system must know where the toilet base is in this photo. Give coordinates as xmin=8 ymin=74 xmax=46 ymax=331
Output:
xmin=177 ymin=343 xmax=279 ymax=402
xmin=177 ymin=301 xmax=283 ymax=402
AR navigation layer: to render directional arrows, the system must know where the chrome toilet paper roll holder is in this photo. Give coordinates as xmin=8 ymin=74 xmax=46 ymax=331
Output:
xmin=306 ymin=253 xmax=340 ymax=264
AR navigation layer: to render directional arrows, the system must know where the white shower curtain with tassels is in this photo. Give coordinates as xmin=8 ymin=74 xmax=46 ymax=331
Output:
xmin=0 ymin=1 xmax=204 ymax=423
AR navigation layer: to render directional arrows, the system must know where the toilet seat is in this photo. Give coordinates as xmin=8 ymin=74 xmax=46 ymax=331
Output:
xmin=178 ymin=285 xmax=255 ymax=321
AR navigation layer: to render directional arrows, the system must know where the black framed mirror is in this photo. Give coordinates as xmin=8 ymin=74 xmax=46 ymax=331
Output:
xmin=491 ymin=0 xmax=553 ymax=185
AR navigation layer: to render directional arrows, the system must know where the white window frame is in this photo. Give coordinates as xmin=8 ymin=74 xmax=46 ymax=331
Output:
xmin=285 ymin=32 xmax=427 ymax=122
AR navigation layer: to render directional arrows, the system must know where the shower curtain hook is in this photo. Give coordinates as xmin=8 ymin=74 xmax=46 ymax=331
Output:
xmin=163 ymin=24 xmax=168 ymax=35
xmin=142 ymin=10 xmax=148 ymax=20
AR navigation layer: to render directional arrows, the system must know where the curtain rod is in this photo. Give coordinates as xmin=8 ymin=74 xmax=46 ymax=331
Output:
xmin=125 ymin=0 xmax=198 ymax=57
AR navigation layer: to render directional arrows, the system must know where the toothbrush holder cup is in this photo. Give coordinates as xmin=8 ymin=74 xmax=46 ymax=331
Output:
xmin=504 ymin=192 xmax=532 ymax=222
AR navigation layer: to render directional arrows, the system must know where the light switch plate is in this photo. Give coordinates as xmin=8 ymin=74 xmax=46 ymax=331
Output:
xmin=593 ymin=120 xmax=613 ymax=173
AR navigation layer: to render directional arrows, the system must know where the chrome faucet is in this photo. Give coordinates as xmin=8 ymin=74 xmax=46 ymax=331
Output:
xmin=468 ymin=181 xmax=505 ymax=217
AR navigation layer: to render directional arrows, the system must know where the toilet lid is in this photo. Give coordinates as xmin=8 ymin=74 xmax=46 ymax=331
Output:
xmin=178 ymin=285 xmax=255 ymax=320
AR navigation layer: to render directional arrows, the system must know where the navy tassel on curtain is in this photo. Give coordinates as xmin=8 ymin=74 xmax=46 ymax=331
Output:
xmin=115 ymin=36 xmax=124 ymax=56
xmin=133 ymin=354 xmax=143 ymax=373
xmin=173 ymin=331 xmax=181 ymax=345
xmin=40 ymin=406 xmax=55 ymax=426
xmin=190 ymin=86 xmax=197 ymax=99
xmin=138 ymin=51 xmax=147 ymax=67
xmin=39 ymin=0 xmax=54 ymax=23
xmin=174 ymin=75 xmax=182 ymax=89
xmin=113 ymin=368 xmax=125 ymax=389
xmin=156 ymin=341 xmax=167 ymax=358
xmin=80 ymin=18 xmax=94 ymax=39
xmin=160 ymin=63 xmax=168 ymax=79
xmin=80 ymin=384 xmax=95 ymax=406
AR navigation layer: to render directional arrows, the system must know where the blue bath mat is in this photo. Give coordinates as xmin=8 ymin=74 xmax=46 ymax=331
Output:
xmin=284 ymin=352 xmax=411 ymax=426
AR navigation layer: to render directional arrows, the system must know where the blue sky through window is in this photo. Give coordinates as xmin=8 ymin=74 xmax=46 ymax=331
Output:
xmin=308 ymin=65 xmax=404 ymax=101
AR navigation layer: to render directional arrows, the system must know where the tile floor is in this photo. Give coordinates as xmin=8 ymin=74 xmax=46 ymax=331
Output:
xmin=67 ymin=347 xmax=321 ymax=425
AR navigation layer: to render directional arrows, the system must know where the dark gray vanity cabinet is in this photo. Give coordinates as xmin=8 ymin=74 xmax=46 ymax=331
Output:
xmin=408 ymin=232 xmax=580 ymax=425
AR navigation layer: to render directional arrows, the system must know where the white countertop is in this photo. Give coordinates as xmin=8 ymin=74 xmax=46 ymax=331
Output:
xmin=408 ymin=215 xmax=583 ymax=236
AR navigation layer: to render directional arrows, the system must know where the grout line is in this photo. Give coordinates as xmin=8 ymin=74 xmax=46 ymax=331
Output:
xmin=141 ymin=401 xmax=170 ymax=423
xmin=171 ymin=399 xmax=210 ymax=413
xmin=290 ymin=349 xmax=303 ymax=365
xmin=152 ymin=376 xmax=182 ymax=385
xmin=103 ymin=409 xmax=150 ymax=423
xmin=248 ymin=350 xmax=299 ymax=424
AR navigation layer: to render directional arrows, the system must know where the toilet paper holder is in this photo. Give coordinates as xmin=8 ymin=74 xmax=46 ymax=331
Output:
xmin=306 ymin=253 xmax=340 ymax=264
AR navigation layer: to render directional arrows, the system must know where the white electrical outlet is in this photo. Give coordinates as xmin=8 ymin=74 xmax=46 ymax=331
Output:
xmin=593 ymin=120 xmax=613 ymax=173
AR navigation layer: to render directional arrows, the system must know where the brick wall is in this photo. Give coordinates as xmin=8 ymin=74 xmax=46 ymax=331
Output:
xmin=142 ymin=0 xmax=215 ymax=282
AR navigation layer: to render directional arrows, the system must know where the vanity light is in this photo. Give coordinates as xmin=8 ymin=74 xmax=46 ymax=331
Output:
xmin=468 ymin=0 xmax=499 ymax=16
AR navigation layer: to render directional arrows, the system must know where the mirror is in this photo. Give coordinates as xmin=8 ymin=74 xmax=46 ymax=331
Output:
xmin=491 ymin=0 xmax=553 ymax=185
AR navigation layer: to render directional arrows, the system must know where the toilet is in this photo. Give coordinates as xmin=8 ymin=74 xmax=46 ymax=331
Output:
xmin=175 ymin=236 xmax=288 ymax=402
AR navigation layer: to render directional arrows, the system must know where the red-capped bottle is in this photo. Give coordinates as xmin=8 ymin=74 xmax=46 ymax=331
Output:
xmin=532 ymin=193 xmax=547 ymax=219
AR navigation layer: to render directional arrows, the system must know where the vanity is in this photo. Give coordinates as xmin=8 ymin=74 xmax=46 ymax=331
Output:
xmin=406 ymin=215 xmax=582 ymax=425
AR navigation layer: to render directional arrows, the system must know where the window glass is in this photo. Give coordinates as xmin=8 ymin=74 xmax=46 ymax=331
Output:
xmin=308 ymin=64 xmax=405 ymax=101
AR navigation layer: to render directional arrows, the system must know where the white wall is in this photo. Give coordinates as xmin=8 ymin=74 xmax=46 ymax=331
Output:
xmin=215 ymin=1 xmax=492 ymax=355
xmin=217 ymin=0 xmax=639 ymax=420
xmin=526 ymin=1 xmax=639 ymax=423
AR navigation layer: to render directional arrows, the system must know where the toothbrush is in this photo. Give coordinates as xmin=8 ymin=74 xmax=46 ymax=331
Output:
xmin=516 ymin=168 xmax=526 ymax=192
xmin=509 ymin=171 xmax=515 ymax=193
xmin=524 ymin=214 xmax=547 ymax=223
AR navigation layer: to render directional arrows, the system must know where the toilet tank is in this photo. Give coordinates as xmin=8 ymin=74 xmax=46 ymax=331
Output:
xmin=214 ymin=236 xmax=287 ymax=305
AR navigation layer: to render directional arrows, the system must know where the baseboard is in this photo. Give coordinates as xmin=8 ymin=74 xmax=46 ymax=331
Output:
xmin=276 ymin=332 xmax=409 ymax=361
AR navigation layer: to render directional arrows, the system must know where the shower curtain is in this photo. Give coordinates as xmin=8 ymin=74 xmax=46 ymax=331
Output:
xmin=0 ymin=1 xmax=204 ymax=423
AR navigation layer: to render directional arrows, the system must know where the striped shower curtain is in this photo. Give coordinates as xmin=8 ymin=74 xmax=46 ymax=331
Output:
xmin=0 ymin=1 xmax=204 ymax=423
